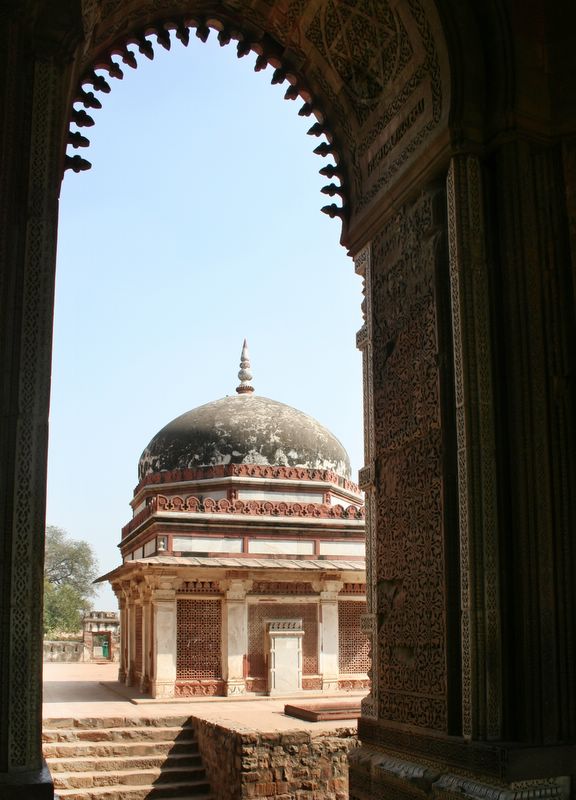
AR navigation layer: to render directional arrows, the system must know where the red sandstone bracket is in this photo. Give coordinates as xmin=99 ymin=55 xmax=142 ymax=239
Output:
xmin=284 ymin=700 xmax=361 ymax=722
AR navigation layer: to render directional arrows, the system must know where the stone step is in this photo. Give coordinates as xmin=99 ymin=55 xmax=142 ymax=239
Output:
xmin=53 ymin=765 xmax=207 ymax=790
xmin=44 ymin=717 xmax=194 ymax=730
xmin=43 ymin=726 xmax=197 ymax=744
xmin=47 ymin=751 xmax=202 ymax=773
xmin=55 ymin=780 xmax=212 ymax=799
xmin=44 ymin=739 xmax=195 ymax=759
xmin=44 ymin=719 xmax=212 ymax=800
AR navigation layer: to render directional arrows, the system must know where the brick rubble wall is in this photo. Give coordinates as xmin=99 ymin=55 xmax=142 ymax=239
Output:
xmin=193 ymin=719 xmax=358 ymax=800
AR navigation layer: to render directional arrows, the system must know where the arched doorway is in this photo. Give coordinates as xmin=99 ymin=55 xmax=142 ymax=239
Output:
xmin=1 ymin=2 xmax=575 ymax=798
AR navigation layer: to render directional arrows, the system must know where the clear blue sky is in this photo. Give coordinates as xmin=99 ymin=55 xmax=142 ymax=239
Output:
xmin=48 ymin=34 xmax=364 ymax=609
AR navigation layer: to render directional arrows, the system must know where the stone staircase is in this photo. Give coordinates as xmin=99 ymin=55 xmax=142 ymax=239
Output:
xmin=43 ymin=716 xmax=213 ymax=800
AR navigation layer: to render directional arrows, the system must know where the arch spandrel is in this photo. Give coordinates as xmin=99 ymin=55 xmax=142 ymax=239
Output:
xmin=72 ymin=0 xmax=451 ymax=248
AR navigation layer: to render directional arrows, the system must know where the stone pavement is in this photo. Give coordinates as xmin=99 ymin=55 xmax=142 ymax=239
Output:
xmin=43 ymin=663 xmax=364 ymax=733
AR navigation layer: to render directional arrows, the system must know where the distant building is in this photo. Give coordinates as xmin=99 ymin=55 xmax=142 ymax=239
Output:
xmin=82 ymin=611 xmax=120 ymax=662
xmin=99 ymin=343 xmax=369 ymax=698
xmin=43 ymin=611 xmax=119 ymax=663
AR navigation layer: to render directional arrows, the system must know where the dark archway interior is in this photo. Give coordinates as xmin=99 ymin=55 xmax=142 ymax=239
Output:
xmin=1 ymin=1 xmax=575 ymax=798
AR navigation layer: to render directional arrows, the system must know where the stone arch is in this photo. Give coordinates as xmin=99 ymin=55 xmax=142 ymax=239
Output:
xmin=2 ymin=0 xmax=470 ymax=785
xmin=61 ymin=0 xmax=455 ymax=244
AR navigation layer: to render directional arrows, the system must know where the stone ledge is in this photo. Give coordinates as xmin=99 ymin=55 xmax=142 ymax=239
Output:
xmin=284 ymin=700 xmax=361 ymax=721
xmin=359 ymin=717 xmax=576 ymax=781
xmin=349 ymin=745 xmax=574 ymax=800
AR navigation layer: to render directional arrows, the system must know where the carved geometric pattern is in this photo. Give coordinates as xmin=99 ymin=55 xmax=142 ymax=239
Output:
xmin=247 ymin=603 xmax=318 ymax=677
xmin=352 ymin=0 xmax=444 ymax=210
xmin=370 ymin=189 xmax=448 ymax=731
xmin=176 ymin=599 xmax=222 ymax=680
xmin=9 ymin=55 xmax=60 ymax=770
xmin=339 ymin=678 xmax=370 ymax=691
xmin=302 ymin=677 xmax=323 ymax=690
xmin=174 ymin=680 xmax=225 ymax=697
xmin=307 ymin=0 xmax=412 ymax=106
xmin=338 ymin=601 xmax=370 ymax=673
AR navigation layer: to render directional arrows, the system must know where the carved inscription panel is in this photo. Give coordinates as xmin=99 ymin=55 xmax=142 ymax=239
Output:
xmin=371 ymin=188 xmax=448 ymax=731
xmin=302 ymin=0 xmax=446 ymax=212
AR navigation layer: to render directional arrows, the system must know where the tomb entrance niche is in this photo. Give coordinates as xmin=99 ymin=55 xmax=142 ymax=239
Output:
xmin=266 ymin=620 xmax=304 ymax=696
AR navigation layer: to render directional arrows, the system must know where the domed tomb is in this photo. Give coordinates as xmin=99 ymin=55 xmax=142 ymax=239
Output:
xmin=139 ymin=340 xmax=351 ymax=481
xmin=139 ymin=393 xmax=351 ymax=481
xmin=101 ymin=342 xmax=367 ymax=701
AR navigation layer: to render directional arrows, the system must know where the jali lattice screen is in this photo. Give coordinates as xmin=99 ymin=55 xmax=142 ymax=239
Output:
xmin=176 ymin=598 xmax=222 ymax=679
xmin=338 ymin=600 xmax=370 ymax=673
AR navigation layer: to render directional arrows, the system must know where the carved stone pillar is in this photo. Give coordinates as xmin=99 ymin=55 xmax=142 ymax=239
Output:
xmin=490 ymin=139 xmax=576 ymax=745
xmin=447 ymin=155 xmax=501 ymax=739
xmin=125 ymin=592 xmax=137 ymax=686
xmin=140 ymin=588 xmax=152 ymax=693
xmin=351 ymin=155 xmax=576 ymax=800
xmin=0 ymin=18 xmax=72 ymax=798
xmin=221 ymin=579 xmax=251 ymax=696
xmin=316 ymin=579 xmax=343 ymax=692
xmin=135 ymin=600 xmax=144 ymax=689
xmin=354 ymin=244 xmax=378 ymax=719
xmin=150 ymin=579 xmax=177 ymax=699
xmin=136 ymin=586 xmax=150 ymax=693
xmin=113 ymin=586 xmax=127 ymax=683
xmin=350 ymin=184 xmax=462 ymax=797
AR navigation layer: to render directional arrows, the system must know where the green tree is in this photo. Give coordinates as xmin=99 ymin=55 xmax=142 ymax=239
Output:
xmin=43 ymin=526 xmax=99 ymax=635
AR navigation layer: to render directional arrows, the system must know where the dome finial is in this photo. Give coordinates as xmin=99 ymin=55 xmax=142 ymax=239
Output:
xmin=236 ymin=339 xmax=254 ymax=394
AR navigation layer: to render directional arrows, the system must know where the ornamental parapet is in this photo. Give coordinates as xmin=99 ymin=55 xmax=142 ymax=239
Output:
xmin=156 ymin=495 xmax=365 ymax=519
xmin=134 ymin=463 xmax=360 ymax=495
xmin=123 ymin=503 xmax=155 ymax=537
xmin=121 ymin=495 xmax=365 ymax=538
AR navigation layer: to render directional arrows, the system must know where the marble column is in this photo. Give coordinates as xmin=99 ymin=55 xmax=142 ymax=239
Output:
xmin=125 ymin=593 xmax=137 ymax=686
xmin=113 ymin=587 xmax=127 ymax=683
xmin=317 ymin=580 xmax=343 ymax=692
xmin=136 ymin=589 xmax=148 ymax=692
xmin=140 ymin=590 xmax=152 ymax=693
xmin=150 ymin=580 xmax=177 ymax=699
xmin=221 ymin=579 xmax=251 ymax=696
